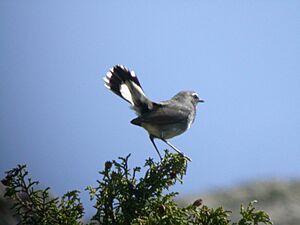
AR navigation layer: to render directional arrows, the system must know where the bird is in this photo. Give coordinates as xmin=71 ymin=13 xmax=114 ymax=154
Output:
xmin=103 ymin=65 xmax=204 ymax=161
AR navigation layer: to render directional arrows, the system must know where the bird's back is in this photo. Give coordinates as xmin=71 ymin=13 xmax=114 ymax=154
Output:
xmin=131 ymin=100 xmax=194 ymax=139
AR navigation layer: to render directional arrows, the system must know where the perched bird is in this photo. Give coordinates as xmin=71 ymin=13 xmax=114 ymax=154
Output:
xmin=103 ymin=65 xmax=204 ymax=161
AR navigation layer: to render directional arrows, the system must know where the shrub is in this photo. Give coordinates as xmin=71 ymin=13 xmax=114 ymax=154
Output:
xmin=2 ymin=151 xmax=272 ymax=225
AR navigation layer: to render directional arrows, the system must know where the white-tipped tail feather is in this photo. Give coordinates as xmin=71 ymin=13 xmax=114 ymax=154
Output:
xmin=103 ymin=65 xmax=154 ymax=115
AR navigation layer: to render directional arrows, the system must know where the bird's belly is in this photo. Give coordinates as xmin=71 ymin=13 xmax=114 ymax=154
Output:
xmin=141 ymin=123 xmax=187 ymax=139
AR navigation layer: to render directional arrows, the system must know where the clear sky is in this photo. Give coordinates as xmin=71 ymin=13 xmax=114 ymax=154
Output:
xmin=1 ymin=0 xmax=300 ymax=218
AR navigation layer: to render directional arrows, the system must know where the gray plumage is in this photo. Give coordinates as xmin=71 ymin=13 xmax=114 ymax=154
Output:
xmin=103 ymin=65 xmax=204 ymax=161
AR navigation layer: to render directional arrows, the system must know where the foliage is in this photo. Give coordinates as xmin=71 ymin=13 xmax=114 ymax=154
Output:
xmin=1 ymin=165 xmax=84 ymax=225
xmin=2 ymin=151 xmax=273 ymax=225
xmin=86 ymin=151 xmax=273 ymax=225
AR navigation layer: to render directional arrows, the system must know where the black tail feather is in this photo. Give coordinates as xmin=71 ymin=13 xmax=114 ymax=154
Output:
xmin=104 ymin=65 xmax=154 ymax=115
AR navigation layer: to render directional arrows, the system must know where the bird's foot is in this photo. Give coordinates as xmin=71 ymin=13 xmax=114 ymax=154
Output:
xmin=179 ymin=153 xmax=192 ymax=162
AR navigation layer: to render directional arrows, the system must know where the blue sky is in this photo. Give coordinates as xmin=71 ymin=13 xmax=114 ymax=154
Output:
xmin=1 ymin=0 xmax=300 ymax=218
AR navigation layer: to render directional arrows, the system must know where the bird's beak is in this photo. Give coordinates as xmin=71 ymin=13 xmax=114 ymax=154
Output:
xmin=198 ymin=99 xmax=205 ymax=103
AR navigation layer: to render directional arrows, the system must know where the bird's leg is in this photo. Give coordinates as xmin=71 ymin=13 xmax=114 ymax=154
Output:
xmin=149 ymin=135 xmax=163 ymax=160
xmin=161 ymin=139 xmax=192 ymax=162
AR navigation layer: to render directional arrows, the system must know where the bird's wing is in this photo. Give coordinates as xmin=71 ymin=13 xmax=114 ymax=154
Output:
xmin=131 ymin=103 xmax=189 ymax=125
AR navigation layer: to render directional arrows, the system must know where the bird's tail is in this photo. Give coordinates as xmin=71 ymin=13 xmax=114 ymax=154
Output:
xmin=103 ymin=65 xmax=154 ymax=115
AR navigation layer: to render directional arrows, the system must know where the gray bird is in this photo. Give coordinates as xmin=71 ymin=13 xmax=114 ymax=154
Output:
xmin=103 ymin=65 xmax=204 ymax=161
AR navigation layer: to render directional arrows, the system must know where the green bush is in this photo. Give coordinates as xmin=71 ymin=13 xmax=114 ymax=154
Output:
xmin=2 ymin=151 xmax=272 ymax=225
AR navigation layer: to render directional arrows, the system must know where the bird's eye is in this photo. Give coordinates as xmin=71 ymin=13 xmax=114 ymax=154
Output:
xmin=192 ymin=93 xmax=199 ymax=99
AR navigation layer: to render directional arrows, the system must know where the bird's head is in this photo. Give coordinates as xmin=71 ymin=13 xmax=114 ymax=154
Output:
xmin=173 ymin=91 xmax=204 ymax=106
